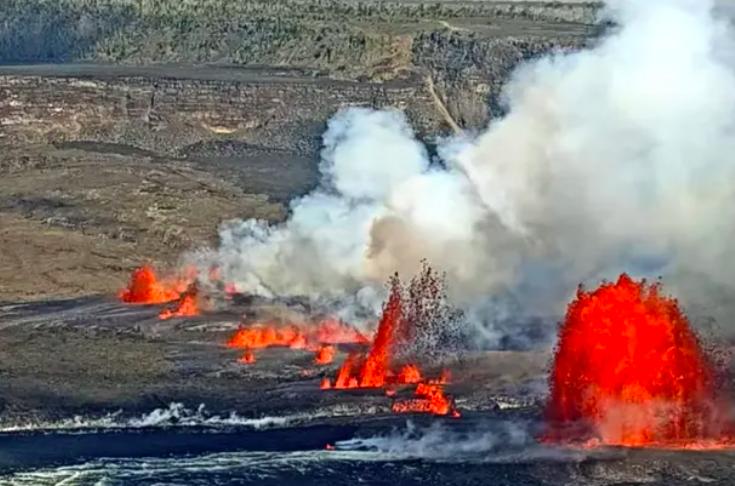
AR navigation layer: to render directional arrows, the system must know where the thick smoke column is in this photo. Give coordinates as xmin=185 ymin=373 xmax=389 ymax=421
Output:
xmin=190 ymin=0 xmax=735 ymax=341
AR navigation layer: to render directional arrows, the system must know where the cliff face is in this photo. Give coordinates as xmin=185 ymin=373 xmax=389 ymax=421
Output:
xmin=412 ymin=31 xmax=589 ymax=126
xmin=0 ymin=68 xmax=445 ymax=155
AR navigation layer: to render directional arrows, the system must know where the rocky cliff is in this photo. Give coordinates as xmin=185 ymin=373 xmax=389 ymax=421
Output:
xmin=0 ymin=66 xmax=446 ymax=155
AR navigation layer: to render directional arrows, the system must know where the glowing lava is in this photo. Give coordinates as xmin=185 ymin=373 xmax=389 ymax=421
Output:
xmin=118 ymin=265 xmax=192 ymax=304
xmin=320 ymin=267 xmax=459 ymax=416
xmin=392 ymin=382 xmax=459 ymax=417
xmin=159 ymin=284 xmax=200 ymax=320
xmin=326 ymin=276 xmax=410 ymax=389
xmin=227 ymin=320 xmax=368 ymax=351
xmin=239 ymin=351 xmax=256 ymax=364
xmin=544 ymin=273 xmax=734 ymax=448
xmin=120 ymin=264 xmax=243 ymax=319
xmin=398 ymin=364 xmax=422 ymax=384
xmin=314 ymin=345 xmax=335 ymax=365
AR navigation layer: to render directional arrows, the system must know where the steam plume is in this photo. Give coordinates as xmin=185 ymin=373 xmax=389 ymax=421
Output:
xmin=333 ymin=420 xmax=611 ymax=462
xmin=189 ymin=0 xmax=735 ymax=343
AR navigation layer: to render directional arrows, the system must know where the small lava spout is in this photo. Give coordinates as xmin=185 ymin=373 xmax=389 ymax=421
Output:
xmin=118 ymin=265 xmax=192 ymax=304
xmin=239 ymin=351 xmax=256 ymax=364
xmin=359 ymin=277 xmax=405 ymax=388
xmin=323 ymin=265 xmax=460 ymax=417
xmin=544 ymin=273 xmax=734 ymax=449
xmin=333 ymin=353 xmax=361 ymax=389
xmin=314 ymin=345 xmax=335 ymax=365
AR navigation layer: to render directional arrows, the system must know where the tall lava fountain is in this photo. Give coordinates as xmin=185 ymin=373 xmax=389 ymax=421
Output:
xmin=544 ymin=274 xmax=734 ymax=448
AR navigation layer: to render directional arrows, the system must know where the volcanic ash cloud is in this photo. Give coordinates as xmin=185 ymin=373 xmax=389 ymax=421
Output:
xmin=189 ymin=0 xmax=735 ymax=339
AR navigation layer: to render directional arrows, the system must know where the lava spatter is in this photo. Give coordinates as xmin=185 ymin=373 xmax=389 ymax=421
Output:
xmin=544 ymin=273 xmax=734 ymax=448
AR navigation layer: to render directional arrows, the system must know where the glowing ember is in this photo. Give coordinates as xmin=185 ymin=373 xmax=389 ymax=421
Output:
xmin=239 ymin=352 xmax=256 ymax=364
xmin=544 ymin=273 xmax=734 ymax=448
xmin=320 ymin=378 xmax=332 ymax=389
xmin=314 ymin=345 xmax=335 ymax=365
xmin=118 ymin=265 xmax=191 ymax=304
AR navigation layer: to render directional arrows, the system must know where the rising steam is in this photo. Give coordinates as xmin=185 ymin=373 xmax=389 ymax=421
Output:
xmin=188 ymin=0 xmax=735 ymax=343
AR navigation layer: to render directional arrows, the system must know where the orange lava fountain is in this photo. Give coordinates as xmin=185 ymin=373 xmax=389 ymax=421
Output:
xmin=120 ymin=264 xmax=243 ymax=319
xmin=544 ymin=273 xmax=734 ymax=448
xmin=118 ymin=265 xmax=192 ymax=304
xmin=321 ymin=267 xmax=459 ymax=417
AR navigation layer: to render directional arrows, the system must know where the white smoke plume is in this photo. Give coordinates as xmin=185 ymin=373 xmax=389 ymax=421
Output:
xmin=333 ymin=419 xmax=615 ymax=462
xmin=189 ymin=0 xmax=735 ymax=343
xmin=0 ymin=403 xmax=299 ymax=434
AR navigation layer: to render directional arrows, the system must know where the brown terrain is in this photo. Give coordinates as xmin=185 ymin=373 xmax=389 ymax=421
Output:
xmin=0 ymin=0 xmax=601 ymax=413
xmin=0 ymin=0 xmax=588 ymax=424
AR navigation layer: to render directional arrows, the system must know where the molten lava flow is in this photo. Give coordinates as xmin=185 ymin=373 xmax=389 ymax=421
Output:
xmin=227 ymin=320 xmax=368 ymax=351
xmin=544 ymin=273 xmax=734 ymax=448
xmin=314 ymin=345 xmax=335 ymax=365
xmin=392 ymin=383 xmax=459 ymax=417
xmin=118 ymin=265 xmax=191 ymax=304
xmin=228 ymin=325 xmax=307 ymax=350
xmin=311 ymin=319 xmax=370 ymax=345
xmin=159 ymin=284 xmax=200 ymax=320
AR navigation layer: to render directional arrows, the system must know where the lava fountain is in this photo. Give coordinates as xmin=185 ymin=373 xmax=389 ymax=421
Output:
xmin=118 ymin=265 xmax=193 ymax=304
xmin=322 ymin=264 xmax=460 ymax=417
xmin=544 ymin=273 xmax=734 ymax=448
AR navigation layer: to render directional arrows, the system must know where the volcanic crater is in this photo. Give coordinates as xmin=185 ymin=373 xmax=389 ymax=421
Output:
xmin=2 ymin=0 xmax=735 ymax=484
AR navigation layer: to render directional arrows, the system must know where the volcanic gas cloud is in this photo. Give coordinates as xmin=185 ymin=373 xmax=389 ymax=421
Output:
xmin=544 ymin=273 xmax=734 ymax=449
